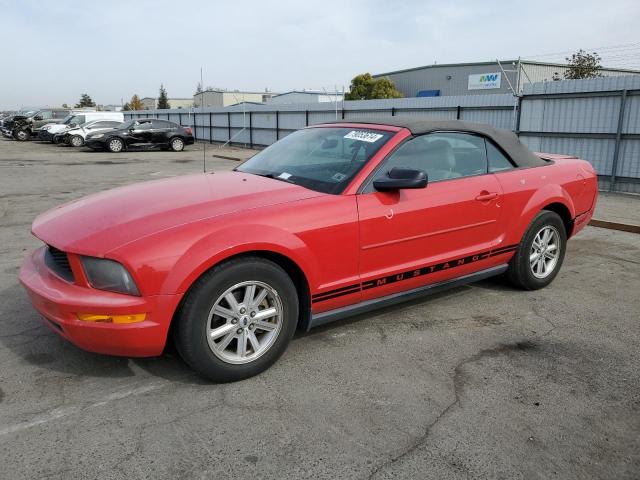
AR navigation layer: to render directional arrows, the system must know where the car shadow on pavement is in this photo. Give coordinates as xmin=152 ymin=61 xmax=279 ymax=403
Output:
xmin=0 ymin=284 xmax=208 ymax=384
xmin=2 ymin=277 xmax=518 ymax=384
xmin=296 ymin=277 xmax=519 ymax=339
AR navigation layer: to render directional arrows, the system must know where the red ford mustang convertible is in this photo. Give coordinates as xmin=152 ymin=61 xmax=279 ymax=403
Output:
xmin=20 ymin=119 xmax=598 ymax=381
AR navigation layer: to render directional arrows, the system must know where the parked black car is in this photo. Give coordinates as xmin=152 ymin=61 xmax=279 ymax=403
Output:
xmin=84 ymin=118 xmax=194 ymax=152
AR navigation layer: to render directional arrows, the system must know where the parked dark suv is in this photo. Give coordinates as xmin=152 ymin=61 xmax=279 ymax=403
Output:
xmin=6 ymin=109 xmax=71 ymax=141
xmin=84 ymin=118 xmax=195 ymax=152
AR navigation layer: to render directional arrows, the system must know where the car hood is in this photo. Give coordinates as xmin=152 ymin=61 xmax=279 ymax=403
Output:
xmin=32 ymin=171 xmax=325 ymax=255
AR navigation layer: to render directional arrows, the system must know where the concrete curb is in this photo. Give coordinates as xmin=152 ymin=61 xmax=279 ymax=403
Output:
xmin=589 ymin=219 xmax=640 ymax=234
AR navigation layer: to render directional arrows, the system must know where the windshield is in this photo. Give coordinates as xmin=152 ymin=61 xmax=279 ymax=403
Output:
xmin=236 ymin=127 xmax=393 ymax=194
xmin=63 ymin=115 xmax=83 ymax=125
xmin=117 ymin=119 xmax=136 ymax=130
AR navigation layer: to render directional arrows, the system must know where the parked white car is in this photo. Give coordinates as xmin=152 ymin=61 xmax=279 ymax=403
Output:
xmin=39 ymin=111 xmax=124 ymax=142
xmin=56 ymin=119 xmax=124 ymax=147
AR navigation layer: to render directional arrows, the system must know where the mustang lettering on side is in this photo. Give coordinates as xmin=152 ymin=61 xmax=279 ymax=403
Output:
xmin=19 ymin=118 xmax=598 ymax=382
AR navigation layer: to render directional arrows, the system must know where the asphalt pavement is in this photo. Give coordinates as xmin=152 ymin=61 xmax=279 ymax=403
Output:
xmin=0 ymin=138 xmax=638 ymax=479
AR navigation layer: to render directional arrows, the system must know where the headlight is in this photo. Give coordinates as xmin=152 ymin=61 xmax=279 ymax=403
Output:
xmin=90 ymin=133 xmax=104 ymax=139
xmin=80 ymin=256 xmax=140 ymax=296
xmin=41 ymin=125 xmax=51 ymax=131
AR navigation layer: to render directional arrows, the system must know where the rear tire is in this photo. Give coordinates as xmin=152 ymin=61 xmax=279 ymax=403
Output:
xmin=175 ymin=257 xmax=298 ymax=382
xmin=70 ymin=135 xmax=84 ymax=147
xmin=107 ymin=137 xmax=124 ymax=153
xmin=506 ymin=211 xmax=567 ymax=290
xmin=170 ymin=137 xmax=185 ymax=152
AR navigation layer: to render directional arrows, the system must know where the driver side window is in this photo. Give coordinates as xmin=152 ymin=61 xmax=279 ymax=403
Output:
xmin=372 ymin=132 xmax=488 ymax=186
xmin=135 ymin=121 xmax=153 ymax=131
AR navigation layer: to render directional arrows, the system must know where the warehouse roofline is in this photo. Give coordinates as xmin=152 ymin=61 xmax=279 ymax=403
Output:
xmin=373 ymin=59 xmax=640 ymax=77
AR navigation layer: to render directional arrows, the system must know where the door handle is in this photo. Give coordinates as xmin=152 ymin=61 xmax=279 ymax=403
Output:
xmin=475 ymin=191 xmax=499 ymax=201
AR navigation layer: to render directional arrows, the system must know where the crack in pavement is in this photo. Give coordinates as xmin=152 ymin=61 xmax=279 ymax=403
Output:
xmin=367 ymin=340 xmax=538 ymax=479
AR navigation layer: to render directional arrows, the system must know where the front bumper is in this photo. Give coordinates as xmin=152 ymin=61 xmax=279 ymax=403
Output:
xmin=19 ymin=247 xmax=180 ymax=357
xmin=84 ymin=139 xmax=106 ymax=149
xmin=38 ymin=131 xmax=53 ymax=141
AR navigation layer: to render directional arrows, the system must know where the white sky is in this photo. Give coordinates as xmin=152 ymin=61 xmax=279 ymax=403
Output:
xmin=1 ymin=0 xmax=639 ymax=109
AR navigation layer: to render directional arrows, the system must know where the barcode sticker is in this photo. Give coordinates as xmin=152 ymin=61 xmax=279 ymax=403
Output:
xmin=344 ymin=130 xmax=383 ymax=143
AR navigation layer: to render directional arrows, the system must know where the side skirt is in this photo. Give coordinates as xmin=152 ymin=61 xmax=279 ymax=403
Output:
xmin=308 ymin=264 xmax=508 ymax=330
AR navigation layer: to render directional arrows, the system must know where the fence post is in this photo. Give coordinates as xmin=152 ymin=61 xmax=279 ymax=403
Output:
xmin=341 ymin=108 xmax=345 ymax=119
xmin=275 ymin=111 xmax=279 ymax=141
xmin=305 ymin=110 xmax=309 ymax=126
xmin=248 ymin=111 xmax=253 ymax=149
xmin=610 ymin=89 xmax=628 ymax=192
xmin=391 ymin=107 xmax=396 ymax=116
xmin=515 ymin=95 xmax=523 ymax=135
xmin=179 ymin=112 xmax=183 ymax=126
xmin=456 ymin=106 xmax=461 ymax=120
xmin=209 ymin=112 xmax=213 ymax=144
xmin=227 ymin=112 xmax=231 ymax=142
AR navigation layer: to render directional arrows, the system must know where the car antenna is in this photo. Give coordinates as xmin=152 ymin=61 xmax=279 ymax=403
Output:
xmin=200 ymin=67 xmax=207 ymax=173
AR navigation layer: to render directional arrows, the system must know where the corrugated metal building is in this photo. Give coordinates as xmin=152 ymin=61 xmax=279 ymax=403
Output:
xmin=373 ymin=60 xmax=640 ymax=97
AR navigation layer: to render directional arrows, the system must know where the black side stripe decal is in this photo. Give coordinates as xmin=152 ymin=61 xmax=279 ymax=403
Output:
xmin=312 ymin=244 xmax=518 ymax=303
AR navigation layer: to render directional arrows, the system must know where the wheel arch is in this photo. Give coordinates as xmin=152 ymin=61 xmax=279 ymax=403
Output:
xmin=168 ymin=249 xmax=312 ymax=342
xmin=513 ymin=184 xmax=576 ymax=243
xmin=541 ymin=201 xmax=574 ymax=237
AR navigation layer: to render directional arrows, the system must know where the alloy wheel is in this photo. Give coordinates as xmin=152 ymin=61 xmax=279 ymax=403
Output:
xmin=206 ymin=281 xmax=283 ymax=365
xmin=172 ymin=138 xmax=184 ymax=151
xmin=109 ymin=139 xmax=123 ymax=152
xmin=529 ymin=225 xmax=560 ymax=279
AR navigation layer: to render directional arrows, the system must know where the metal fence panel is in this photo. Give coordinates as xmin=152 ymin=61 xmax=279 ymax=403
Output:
xmin=124 ymin=79 xmax=640 ymax=192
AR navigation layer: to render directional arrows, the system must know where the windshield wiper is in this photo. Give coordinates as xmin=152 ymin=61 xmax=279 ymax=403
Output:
xmin=252 ymin=172 xmax=295 ymax=184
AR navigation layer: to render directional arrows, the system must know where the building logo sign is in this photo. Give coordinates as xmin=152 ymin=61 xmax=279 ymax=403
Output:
xmin=468 ymin=72 xmax=502 ymax=90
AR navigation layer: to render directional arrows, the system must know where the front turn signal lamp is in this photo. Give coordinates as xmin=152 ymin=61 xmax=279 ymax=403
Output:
xmin=77 ymin=313 xmax=146 ymax=324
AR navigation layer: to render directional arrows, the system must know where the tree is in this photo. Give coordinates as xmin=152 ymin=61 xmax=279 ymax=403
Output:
xmin=127 ymin=94 xmax=145 ymax=111
xmin=553 ymin=49 xmax=603 ymax=81
xmin=122 ymin=102 xmax=131 ymax=111
xmin=75 ymin=93 xmax=96 ymax=108
xmin=62 ymin=103 xmax=68 ymax=108
xmin=157 ymin=84 xmax=170 ymax=109
xmin=344 ymin=73 xmax=403 ymax=100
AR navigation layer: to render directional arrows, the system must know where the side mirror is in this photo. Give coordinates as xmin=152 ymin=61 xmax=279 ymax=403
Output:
xmin=373 ymin=167 xmax=428 ymax=191
xmin=34 ymin=115 xmax=43 ymax=121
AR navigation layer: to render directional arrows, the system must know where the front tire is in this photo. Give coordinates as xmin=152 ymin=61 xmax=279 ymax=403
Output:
xmin=70 ymin=135 xmax=84 ymax=147
xmin=506 ymin=211 xmax=567 ymax=290
xmin=13 ymin=129 xmax=30 ymax=141
xmin=107 ymin=137 xmax=124 ymax=153
xmin=175 ymin=257 xmax=299 ymax=382
xmin=170 ymin=137 xmax=185 ymax=152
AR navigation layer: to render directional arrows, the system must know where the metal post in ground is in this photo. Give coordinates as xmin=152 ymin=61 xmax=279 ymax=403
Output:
xmin=610 ymin=89 xmax=628 ymax=192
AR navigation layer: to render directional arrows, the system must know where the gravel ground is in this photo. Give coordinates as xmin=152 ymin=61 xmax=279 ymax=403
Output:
xmin=0 ymin=138 xmax=638 ymax=479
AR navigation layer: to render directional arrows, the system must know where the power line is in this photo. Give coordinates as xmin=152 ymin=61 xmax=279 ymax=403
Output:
xmin=523 ymin=42 xmax=640 ymax=59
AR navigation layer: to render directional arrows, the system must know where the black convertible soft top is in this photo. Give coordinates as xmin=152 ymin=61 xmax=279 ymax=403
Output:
xmin=325 ymin=117 xmax=545 ymax=168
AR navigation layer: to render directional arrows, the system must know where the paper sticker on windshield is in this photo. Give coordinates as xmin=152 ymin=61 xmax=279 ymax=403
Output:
xmin=278 ymin=172 xmax=292 ymax=180
xmin=344 ymin=130 xmax=383 ymax=143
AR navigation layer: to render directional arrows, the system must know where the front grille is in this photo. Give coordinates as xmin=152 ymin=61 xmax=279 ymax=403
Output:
xmin=44 ymin=245 xmax=74 ymax=282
